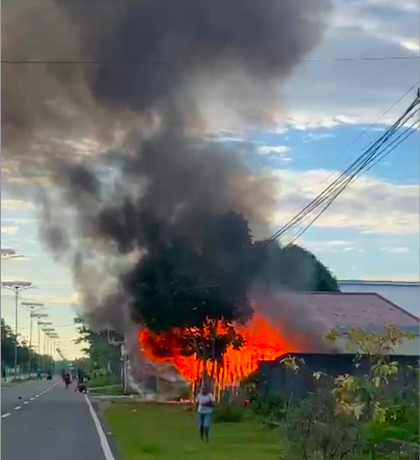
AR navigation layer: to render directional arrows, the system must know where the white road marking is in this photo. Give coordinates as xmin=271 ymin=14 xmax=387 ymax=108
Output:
xmin=24 ymin=401 xmax=29 ymax=405
xmin=30 ymin=397 xmax=35 ymax=401
xmin=1 ymin=413 xmax=11 ymax=419
xmin=14 ymin=406 xmax=21 ymax=411
xmin=85 ymin=394 xmax=116 ymax=460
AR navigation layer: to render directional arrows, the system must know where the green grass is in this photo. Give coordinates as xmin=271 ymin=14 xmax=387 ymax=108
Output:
xmin=90 ymin=385 xmax=124 ymax=396
xmin=105 ymin=402 xmax=280 ymax=460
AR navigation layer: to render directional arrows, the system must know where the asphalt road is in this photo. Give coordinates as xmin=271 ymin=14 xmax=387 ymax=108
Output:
xmin=1 ymin=379 xmax=55 ymax=414
xmin=1 ymin=379 xmax=113 ymax=460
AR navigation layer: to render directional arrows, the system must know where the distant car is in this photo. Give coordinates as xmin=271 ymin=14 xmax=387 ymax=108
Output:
xmin=46 ymin=374 xmax=52 ymax=380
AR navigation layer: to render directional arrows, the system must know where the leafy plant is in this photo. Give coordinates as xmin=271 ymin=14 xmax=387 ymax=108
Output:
xmin=280 ymin=391 xmax=365 ymax=460
xmin=252 ymin=392 xmax=289 ymax=421
xmin=279 ymin=355 xmax=305 ymax=374
xmin=213 ymin=403 xmax=245 ymax=423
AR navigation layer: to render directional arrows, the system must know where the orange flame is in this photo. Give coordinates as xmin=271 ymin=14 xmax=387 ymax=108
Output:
xmin=138 ymin=309 xmax=290 ymax=387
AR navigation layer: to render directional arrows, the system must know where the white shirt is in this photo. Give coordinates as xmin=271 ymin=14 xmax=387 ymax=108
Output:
xmin=196 ymin=393 xmax=215 ymax=414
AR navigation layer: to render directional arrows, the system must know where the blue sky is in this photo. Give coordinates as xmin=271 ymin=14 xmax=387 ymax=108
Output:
xmin=2 ymin=0 xmax=419 ymax=359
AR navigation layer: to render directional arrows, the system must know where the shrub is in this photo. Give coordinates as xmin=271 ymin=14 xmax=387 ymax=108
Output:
xmin=89 ymin=374 xmax=120 ymax=388
xmin=280 ymin=391 xmax=366 ymax=460
xmin=213 ymin=403 xmax=245 ymax=423
xmin=252 ymin=392 xmax=290 ymax=421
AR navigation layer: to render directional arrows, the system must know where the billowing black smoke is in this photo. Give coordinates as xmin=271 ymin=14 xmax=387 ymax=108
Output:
xmin=2 ymin=0 xmax=332 ymax=338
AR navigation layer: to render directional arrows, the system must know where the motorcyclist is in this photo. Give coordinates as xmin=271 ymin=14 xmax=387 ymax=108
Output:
xmin=64 ymin=371 xmax=71 ymax=389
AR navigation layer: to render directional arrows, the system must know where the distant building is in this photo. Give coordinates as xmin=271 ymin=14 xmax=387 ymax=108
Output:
xmin=339 ymin=280 xmax=419 ymax=318
xmin=256 ymin=291 xmax=419 ymax=396
xmin=294 ymin=292 xmax=419 ymax=355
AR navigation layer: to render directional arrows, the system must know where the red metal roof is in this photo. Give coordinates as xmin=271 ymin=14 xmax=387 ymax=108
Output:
xmin=299 ymin=292 xmax=419 ymax=329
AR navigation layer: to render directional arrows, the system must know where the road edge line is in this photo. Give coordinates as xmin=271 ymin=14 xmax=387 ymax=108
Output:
xmin=84 ymin=394 xmax=116 ymax=460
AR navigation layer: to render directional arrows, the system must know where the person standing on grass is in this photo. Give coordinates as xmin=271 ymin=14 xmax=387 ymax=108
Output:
xmin=196 ymin=385 xmax=215 ymax=443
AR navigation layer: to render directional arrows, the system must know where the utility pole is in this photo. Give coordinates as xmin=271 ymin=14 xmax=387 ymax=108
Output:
xmin=106 ymin=330 xmax=126 ymax=393
xmin=49 ymin=333 xmax=59 ymax=374
xmin=42 ymin=328 xmax=55 ymax=374
xmin=32 ymin=314 xmax=49 ymax=374
xmin=38 ymin=322 xmax=52 ymax=374
xmin=1 ymin=281 xmax=33 ymax=378
xmin=21 ymin=302 xmax=45 ymax=377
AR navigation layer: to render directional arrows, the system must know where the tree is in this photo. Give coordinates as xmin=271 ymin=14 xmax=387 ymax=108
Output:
xmin=258 ymin=243 xmax=339 ymax=292
xmin=125 ymin=211 xmax=262 ymax=381
xmin=74 ymin=317 xmax=121 ymax=377
xmin=1 ymin=318 xmax=51 ymax=375
xmin=1 ymin=318 xmax=16 ymax=370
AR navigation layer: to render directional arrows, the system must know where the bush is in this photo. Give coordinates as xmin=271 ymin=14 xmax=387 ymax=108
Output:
xmin=90 ymin=385 xmax=124 ymax=396
xmin=252 ymin=392 xmax=290 ymax=421
xmin=280 ymin=391 xmax=366 ymax=460
xmin=213 ymin=403 xmax=245 ymax=423
xmin=387 ymin=401 xmax=419 ymax=444
xmin=89 ymin=374 xmax=120 ymax=388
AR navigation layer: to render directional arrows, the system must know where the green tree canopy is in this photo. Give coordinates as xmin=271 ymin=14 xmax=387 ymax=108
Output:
xmin=1 ymin=318 xmax=52 ymax=373
xmin=258 ymin=243 xmax=339 ymax=292
xmin=74 ymin=317 xmax=122 ymax=376
xmin=124 ymin=211 xmax=262 ymax=365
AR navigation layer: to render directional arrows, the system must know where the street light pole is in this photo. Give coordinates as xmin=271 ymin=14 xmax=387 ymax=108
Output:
xmin=48 ymin=333 xmax=59 ymax=374
xmin=42 ymin=328 xmax=55 ymax=374
xmin=2 ymin=281 xmax=33 ymax=378
xmin=21 ymin=302 xmax=45 ymax=377
xmin=38 ymin=321 xmax=52 ymax=375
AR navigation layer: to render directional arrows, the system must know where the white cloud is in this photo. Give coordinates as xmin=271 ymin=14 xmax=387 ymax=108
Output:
xmin=27 ymin=292 xmax=81 ymax=306
xmin=1 ymin=255 xmax=30 ymax=262
xmin=268 ymin=126 xmax=290 ymax=135
xmin=269 ymin=169 xmax=419 ymax=235
xmin=1 ymin=226 xmax=19 ymax=235
xmin=258 ymin=145 xmax=291 ymax=156
xmin=301 ymin=240 xmax=360 ymax=253
xmin=380 ymin=246 xmax=411 ymax=253
xmin=1 ymin=199 xmax=36 ymax=211
xmin=306 ymin=132 xmax=337 ymax=141
xmin=281 ymin=0 xmax=419 ymax=128
xmin=366 ymin=0 xmax=419 ymax=13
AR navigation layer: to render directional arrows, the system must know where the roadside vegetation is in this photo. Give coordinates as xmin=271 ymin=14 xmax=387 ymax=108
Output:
xmin=104 ymin=326 xmax=419 ymax=460
xmin=106 ymin=402 xmax=279 ymax=460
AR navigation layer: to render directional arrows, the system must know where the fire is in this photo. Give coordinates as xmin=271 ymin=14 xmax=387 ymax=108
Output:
xmin=139 ymin=310 xmax=290 ymax=387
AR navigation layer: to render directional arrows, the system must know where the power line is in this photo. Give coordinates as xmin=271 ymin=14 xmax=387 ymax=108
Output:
xmin=2 ymin=56 xmax=419 ymax=66
xmin=278 ymin=80 xmax=420 ymax=244
xmin=268 ymin=104 xmax=419 ymax=246
xmin=270 ymin=95 xmax=419 ymax=245
xmin=288 ymin=117 xmax=419 ymax=245
xmin=178 ymin=90 xmax=420 ymax=295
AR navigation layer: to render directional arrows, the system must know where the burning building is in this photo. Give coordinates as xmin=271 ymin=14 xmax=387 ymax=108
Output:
xmin=135 ymin=292 xmax=419 ymax=390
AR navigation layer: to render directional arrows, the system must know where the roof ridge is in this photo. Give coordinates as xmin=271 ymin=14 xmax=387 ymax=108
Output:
xmin=370 ymin=292 xmax=420 ymax=322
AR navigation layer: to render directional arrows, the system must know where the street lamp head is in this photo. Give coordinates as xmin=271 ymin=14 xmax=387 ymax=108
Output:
xmin=22 ymin=301 xmax=44 ymax=307
xmin=2 ymin=281 xmax=32 ymax=287
xmin=1 ymin=248 xmax=16 ymax=255
xmin=1 ymin=248 xmax=17 ymax=259
xmin=31 ymin=313 xmax=49 ymax=318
